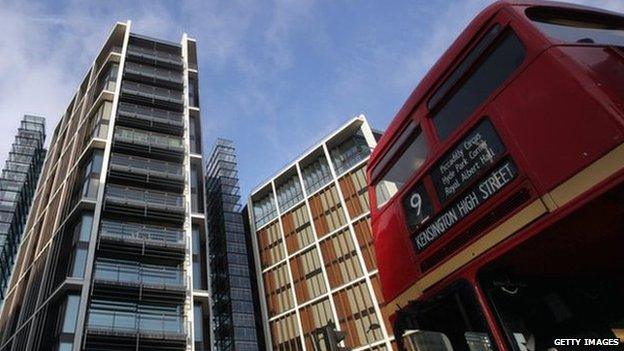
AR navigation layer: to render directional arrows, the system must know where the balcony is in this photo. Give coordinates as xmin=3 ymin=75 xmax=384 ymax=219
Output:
xmin=85 ymin=309 xmax=186 ymax=350
xmin=108 ymin=153 xmax=184 ymax=190
xmin=329 ymin=134 xmax=372 ymax=176
xmin=92 ymin=259 xmax=185 ymax=301
xmin=126 ymin=44 xmax=183 ymax=70
xmin=124 ymin=61 xmax=184 ymax=89
xmin=116 ymin=101 xmax=184 ymax=135
xmin=94 ymin=260 xmax=184 ymax=287
xmin=113 ymin=127 xmax=184 ymax=160
xmin=98 ymin=218 xmax=185 ymax=259
xmin=121 ymin=81 xmax=183 ymax=110
xmin=104 ymin=184 xmax=185 ymax=222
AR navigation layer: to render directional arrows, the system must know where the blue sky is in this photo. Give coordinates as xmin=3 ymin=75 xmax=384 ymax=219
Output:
xmin=0 ymin=0 xmax=622 ymax=199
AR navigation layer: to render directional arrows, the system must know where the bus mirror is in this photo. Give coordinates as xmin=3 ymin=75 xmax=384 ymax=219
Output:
xmin=402 ymin=330 xmax=453 ymax=351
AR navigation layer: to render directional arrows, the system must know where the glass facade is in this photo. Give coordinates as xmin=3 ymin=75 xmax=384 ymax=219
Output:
xmin=206 ymin=139 xmax=263 ymax=351
xmin=0 ymin=115 xmax=46 ymax=304
xmin=0 ymin=26 xmax=202 ymax=351
xmin=250 ymin=118 xmax=395 ymax=350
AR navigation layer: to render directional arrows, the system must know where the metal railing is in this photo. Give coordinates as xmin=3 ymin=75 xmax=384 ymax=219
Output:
xmin=114 ymin=127 xmax=184 ymax=151
xmin=99 ymin=218 xmax=184 ymax=244
xmin=121 ymin=81 xmax=183 ymax=104
xmin=94 ymin=259 xmax=184 ymax=287
xmin=331 ymin=145 xmax=372 ymax=176
xmin=126 ymin=45 xmax=183 ymax=67
xmin=87 ymin=310 xmax=184 ymax=335
xmin=124 ymin=62 xmax=183 ymax=85
xmin=105 ymin=184 xmax=184 ymax=208
xmin=117 ymin=102 xmax=183 ymax=124
xmin=109 ymin=153 xmax=183 ymax=178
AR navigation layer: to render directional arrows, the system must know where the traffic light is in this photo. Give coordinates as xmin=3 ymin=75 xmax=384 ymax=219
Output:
xmin=323 ymin=321 xmax=351 ymax=351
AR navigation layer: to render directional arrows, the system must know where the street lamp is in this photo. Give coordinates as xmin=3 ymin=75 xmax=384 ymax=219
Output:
xmin=364 ymin=323 xmax=381 ymax=351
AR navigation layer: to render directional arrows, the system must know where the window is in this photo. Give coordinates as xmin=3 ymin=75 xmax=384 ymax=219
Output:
xmin=69 ymin=213 xmax=93 ymax=279
xmin=253 ymin=193 xmax=277 ymax=227
xmin=527 ymin=6 xmax=624 ymax=46
xmin=88 ymin=101 xmax=111 ymax=141
xmin=70 ymin=249 xmax=87 ymax=278
xmin=431 ymin=28 xmax=525 ymax=140
xmin=301 ymin=154 xmax=333 ymax=194
xmin=194 ymin=304 xmax=204 ymax=342
xmin=481 ymin=275 xmax=624 ymax=351
xmin=191 ymin=163 xmax=204 ymax=213
xmin=61 ymin=295 xmax=80 ymax=333
xmin=80 ymin=151 xmax=103 ymax=199
xmin=192 ymin=225 xmax=207 ymax=290
xmin=374 ymin=124 xmax=427 ymax=208
xmin=329 ymin=130 xmax=371 ymax=176
xmin=189 ymin=114 xmax=202 ymax=154
xmin=396 ymin=281 xmax=496 ymax=351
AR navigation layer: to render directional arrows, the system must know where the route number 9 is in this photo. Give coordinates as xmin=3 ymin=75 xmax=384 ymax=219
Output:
xmin=410 ymin=193 xmax=422 ymax=216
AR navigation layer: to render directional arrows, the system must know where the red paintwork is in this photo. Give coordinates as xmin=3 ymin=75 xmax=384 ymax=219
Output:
xmin=367 ymin=0 xmax=624 ymax=345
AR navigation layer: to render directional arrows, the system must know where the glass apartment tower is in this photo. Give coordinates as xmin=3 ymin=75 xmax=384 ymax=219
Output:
xmin=248 ymin=116 xmax=397 ymax=350
xmin=205 ymin=139 xmax=263 ymax=351
xmin=0 ymin=22 xmax=208 ymax=351
xmin=0 ymin=115 xmax=46 ymax=304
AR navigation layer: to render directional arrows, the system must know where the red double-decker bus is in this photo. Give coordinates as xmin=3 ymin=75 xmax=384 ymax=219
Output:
xmin=368 ymin=1 xmax=624 ymax=350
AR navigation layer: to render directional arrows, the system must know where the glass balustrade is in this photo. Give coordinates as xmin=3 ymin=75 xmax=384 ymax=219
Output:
xmin=126 ymin=44 xmax=183 ymax=67
xmin=105 ymin=184 xmax=184 ymax=208
xmin=121 ymin=81 xmax=183 ymax=105
xmin=114 ymin=127 xmax=184 ymax=151
xmin=94 ymin=259 xmax=184 ymax=287
xmin=117 ymin=102 xmax=183 ymax=125
xmin=124 ymin=62 xmax=183 ymax=86
xmin=109 ymin=153 xmax=183 ymax=179
xmin=87 ymin=309 xmax=184 ymax=334
xmin=329 ymin=134 xmax=372 ymax=176
xmin=99 ymin=218 xmax=184 ymax=244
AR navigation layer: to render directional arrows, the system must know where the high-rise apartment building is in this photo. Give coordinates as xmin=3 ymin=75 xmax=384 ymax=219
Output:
xmin=247 ymin=116 xmax=397 ymax=350
xmin=204 ymin=139 xmax=263 ymax=351
xmin=0 ymin=22 xmax=209 ymax=351
xmin=0 ymin=115 xmax=46 ymax=304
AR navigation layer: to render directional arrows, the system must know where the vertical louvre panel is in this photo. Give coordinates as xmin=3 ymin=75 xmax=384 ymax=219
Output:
xmin=319 ymin=229 xmax=362 ymax=289
xmin=353 ymin=217 xmax=377 ymax=272
xmin=309 ymin=185 xmax=345 ymax=238
xmin=333 ymin=281 xmax=383 ymax=348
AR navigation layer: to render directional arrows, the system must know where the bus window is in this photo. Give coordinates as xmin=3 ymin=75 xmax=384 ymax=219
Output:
xmin=526 ymin=7 xmax=624 ymax=46
xmin=481 ymin=275 xmax=624 ymax=351
xmin=373 ymin=124 xmax=427 ymax=208
xmin=431 ymin=29 xmax=525 ymax=140
xmin=395 ymin=281 xmax=496 ymax=351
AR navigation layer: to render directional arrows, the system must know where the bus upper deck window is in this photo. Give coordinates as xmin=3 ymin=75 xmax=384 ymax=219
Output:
xmin=374 ymin=124 xmax=427 ymax=208
xmin=429 ymin=27 xmax=525 ymax=140
xmin=526 ymin=6 xmax=624 ymax=47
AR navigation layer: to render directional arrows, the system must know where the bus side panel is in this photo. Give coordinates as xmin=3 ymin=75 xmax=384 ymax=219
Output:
xmin=372 ymin=203 xmax=420 ymax=302
xmin=493 ymin=48 xmax=624 ymax=194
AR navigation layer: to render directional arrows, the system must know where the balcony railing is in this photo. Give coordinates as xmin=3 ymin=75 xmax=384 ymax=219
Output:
xmin=105 ymin=184 xmax=184 ymax=209
xmin=94 ymin=260 xmax=184 ymax=287
xmin=109 ymin=153 xmax=183 ymax=179
xmin=117 ymin=102 xmax=183 ymax=126
xmin=87 ymin=310 xmax=184 ymax=335
xmin=114 ymin=127 xmax=184 ymax=152
xmin=126 ymin=45 xmax=183 ymax=68
xmin=99 ymin=218 xmax=184 ymax=245
xmin=121 ymin=81 xmax=183 ymax=106
xmin=331 ymin=144 xmax=372 ymax=176
xmin=124 ymin=61 xmax=184 ymax=87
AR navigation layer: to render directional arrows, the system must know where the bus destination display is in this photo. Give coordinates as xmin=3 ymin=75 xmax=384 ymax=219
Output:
xmin=431 ymin=119 xmax=505 ymax=203
xmin=413 ymin=159 xmax=518 ymax=252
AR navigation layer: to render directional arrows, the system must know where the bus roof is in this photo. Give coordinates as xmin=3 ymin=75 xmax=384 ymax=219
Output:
xmin=368 ymin=0 xmax=621 ymax=177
